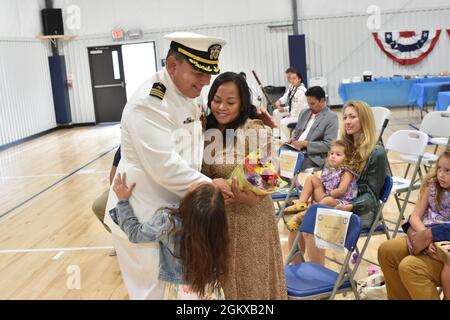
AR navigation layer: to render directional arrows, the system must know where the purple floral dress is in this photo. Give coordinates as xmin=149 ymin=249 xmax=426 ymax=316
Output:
xmin=320 ymin=167 xmax=358 ymax=205
xmin=422 ymin=179 xmax=450 ymax=225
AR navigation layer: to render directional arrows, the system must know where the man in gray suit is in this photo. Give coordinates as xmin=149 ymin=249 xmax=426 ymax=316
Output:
xmin=287 ymin=86 xmax=338 ymax=170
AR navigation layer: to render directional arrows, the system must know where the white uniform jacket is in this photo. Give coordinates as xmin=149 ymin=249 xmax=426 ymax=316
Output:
xmin=289 ymin=84 xmax=308 ymax=118
xmin=104 ymin=68 xmax=211 ymax=238
xmin=278 ymin=84 xmax=293 ymax=105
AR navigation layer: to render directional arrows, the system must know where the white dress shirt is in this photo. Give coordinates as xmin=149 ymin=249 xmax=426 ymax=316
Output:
xmin=298 ymin=112 xmax=319 ymax=141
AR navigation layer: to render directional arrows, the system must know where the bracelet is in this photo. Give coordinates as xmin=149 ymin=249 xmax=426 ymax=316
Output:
xmin=324 ymin=191 xmax=331 ymax=198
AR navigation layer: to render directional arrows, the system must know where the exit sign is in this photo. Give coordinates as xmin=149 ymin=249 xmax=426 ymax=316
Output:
xmin=111 ymin=29 xmax=124 ymax=40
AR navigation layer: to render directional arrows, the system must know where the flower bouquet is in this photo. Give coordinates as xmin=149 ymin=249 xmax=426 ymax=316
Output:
xmin=228 ymin=149 xmax=287 ymax=195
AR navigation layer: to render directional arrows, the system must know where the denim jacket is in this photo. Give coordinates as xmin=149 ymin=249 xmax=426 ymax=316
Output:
xmin=109 ymin=201 xmax=184 ymax=284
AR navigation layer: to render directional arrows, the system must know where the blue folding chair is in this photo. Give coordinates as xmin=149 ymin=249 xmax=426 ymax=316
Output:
xmin=272 ymin=147 xmax=304 ymax=225
xmin=285 ymin=204 xmax=362 ymax=300
xmin=351 ymin=176 xmax=393 ymax=272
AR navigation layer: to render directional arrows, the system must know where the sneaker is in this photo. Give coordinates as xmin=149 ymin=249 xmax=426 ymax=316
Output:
xmin=108 ymin=249 xmax=117 ymax=256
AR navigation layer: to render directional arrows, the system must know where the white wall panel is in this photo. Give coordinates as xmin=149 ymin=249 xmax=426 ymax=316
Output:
xmin=0 ymin=39 xmax=56 ymax=146
xmin=62 ymin=20 xmax=292 ymax=123
xmin=62 ymin=5 xmax=450 ymax=123
xmin=51 ymin=0 xmax=450 ymax=37
xmin=302 ymin=6 xmax=450 ymax=105
xmin=298 ymin=0 xmax=447 ymax=17
xmin=53 ymin=0 xmax=293 ymax=36
xmin=1 ymin=1 xmax=448 ymax=145
xmin=0 ymin=0 xmax=45 ymax=38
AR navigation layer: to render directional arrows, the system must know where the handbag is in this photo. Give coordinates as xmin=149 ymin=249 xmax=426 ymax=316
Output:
xmin=358 ymin=273 xmax=387 ymax=300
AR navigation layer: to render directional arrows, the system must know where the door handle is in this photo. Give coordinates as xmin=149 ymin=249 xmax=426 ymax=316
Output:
xmin=94 ymin=81 xmax=125 ymax=89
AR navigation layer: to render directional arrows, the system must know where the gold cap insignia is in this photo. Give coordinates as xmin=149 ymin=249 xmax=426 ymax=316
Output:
xmin=208 ymin=44 xmax=222 ymax=60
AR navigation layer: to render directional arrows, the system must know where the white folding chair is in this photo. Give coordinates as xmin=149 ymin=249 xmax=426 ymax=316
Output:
xmin=309 ymin=76 xmax=328 ymax=88
xmin=309 ymin=76 xmax=328 ymax=99
xmin=423 ymin=111 xmax=450 ymax=152
xmin=400 ymin=111 xmax=450 ymax=176
xmin=371 ymin=107 xmax=391 ymax=146
xmin=386 ymin=130 xmax=429 ymax=237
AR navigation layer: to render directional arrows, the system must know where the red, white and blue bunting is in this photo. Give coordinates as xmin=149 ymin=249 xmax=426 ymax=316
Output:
xmin=372 ymin=30 xmax=442 ymax=65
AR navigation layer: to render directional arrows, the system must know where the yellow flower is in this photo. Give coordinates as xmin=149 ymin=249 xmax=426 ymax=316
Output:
xmin=255 ymin=167 xmax=263 ymax=174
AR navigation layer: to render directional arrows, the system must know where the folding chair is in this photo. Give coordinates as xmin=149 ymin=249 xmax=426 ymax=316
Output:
xmin=386 ymin=130 xmax=429 ymax=238
xmin=309 ymin=76 xmax=328 ymax=99
xmin=272 ymin=148 xmax=304 ymax=224
xmin=400 ymin=111 xmax=450 ymax=175
xmin=422 ymin=111 xmax=450 ymax=153
xmin=285 ymin=204 xmax=362 ymax=300
xmin=286 ymin=121 xmax=297 ymax=141
xmin=371 ymin=107 xmax=391 ymax=146
xmin=351 ymin=176 xmax=393 ymax=272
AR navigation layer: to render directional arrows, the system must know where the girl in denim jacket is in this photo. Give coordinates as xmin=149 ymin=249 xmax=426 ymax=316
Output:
xmin=109 ymin=173 xmax=229 ymax=299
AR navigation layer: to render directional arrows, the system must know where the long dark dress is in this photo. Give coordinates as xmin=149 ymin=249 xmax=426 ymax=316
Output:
xmin=202 ymin=119 xmax=287 ymax=300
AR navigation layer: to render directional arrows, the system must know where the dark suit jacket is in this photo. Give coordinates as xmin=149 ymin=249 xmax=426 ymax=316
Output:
xmin=291 ymin=107 xmax=338 ymax=168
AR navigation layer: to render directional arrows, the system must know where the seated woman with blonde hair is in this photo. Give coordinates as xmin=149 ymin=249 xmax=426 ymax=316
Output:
xmin=298 ymin=100 xmax=388 ymax=265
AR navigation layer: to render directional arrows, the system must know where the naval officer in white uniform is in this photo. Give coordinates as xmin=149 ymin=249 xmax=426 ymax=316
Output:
xmin=104 ymin=32 xmax=230 ymax=300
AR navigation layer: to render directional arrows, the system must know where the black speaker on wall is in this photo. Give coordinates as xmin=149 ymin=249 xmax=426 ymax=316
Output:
xmin=41 ymin=8 xmax=64 ymax=35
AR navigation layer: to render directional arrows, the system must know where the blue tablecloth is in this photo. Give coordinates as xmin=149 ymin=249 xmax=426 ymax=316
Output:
xmin=338 ymin=77 xmax=450 ymax=107
xmin=436 ymin=92 xmax=450 ymax=111
xmin=408 ymin=82 xmax=450 ymax=109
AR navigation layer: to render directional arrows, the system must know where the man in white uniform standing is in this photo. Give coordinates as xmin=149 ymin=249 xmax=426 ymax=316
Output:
xmin=104 ymin=32 xmax=230 ymax=300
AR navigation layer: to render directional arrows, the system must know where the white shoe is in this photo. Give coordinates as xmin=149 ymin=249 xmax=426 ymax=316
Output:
xmin=108 ymin=249 xmax=117 ymax=256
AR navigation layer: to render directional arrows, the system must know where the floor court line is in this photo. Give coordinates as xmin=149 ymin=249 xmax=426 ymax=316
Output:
xmin=0 ymin=124 xmax=119 ymax=158
xmin=0 ymin=131 xmax=73 ymax=158
xmin=0 ymin=246 xmax=114 ymax=254
xmin=0 ymin=170 xmax=110 ymax=180
xmin=0 ymin=145 xmax=119 ymax=220
xmin=52 ymin=251 xmax=65 ymax=260
xmin=0 ymin=173 xmax=67 ymax=180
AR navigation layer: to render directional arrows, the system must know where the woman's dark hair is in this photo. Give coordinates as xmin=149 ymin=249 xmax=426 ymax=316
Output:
xmin=285 ymin=67 xmax=297 ymax=74
xmin=177 ymin=183 xmax=229 ymax=297
xmin=206 ymin=72 xmax=254 ymax=135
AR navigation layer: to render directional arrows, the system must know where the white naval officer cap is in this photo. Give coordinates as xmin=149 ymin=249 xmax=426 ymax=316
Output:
xmin=164 ymin=32 xmax=226 ymax=75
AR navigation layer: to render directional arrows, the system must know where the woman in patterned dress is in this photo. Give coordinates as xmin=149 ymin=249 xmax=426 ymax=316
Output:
xmin=202 ymin=72 xmax=287 ymax=300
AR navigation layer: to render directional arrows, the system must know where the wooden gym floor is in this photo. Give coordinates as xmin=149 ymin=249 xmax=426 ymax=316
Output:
xmin=0 ymin=107 xmax=442 ymax=299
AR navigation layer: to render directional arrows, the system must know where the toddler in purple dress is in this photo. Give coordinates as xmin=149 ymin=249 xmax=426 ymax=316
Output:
xmin=286 ymin=140 xmax=358 ymax=231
